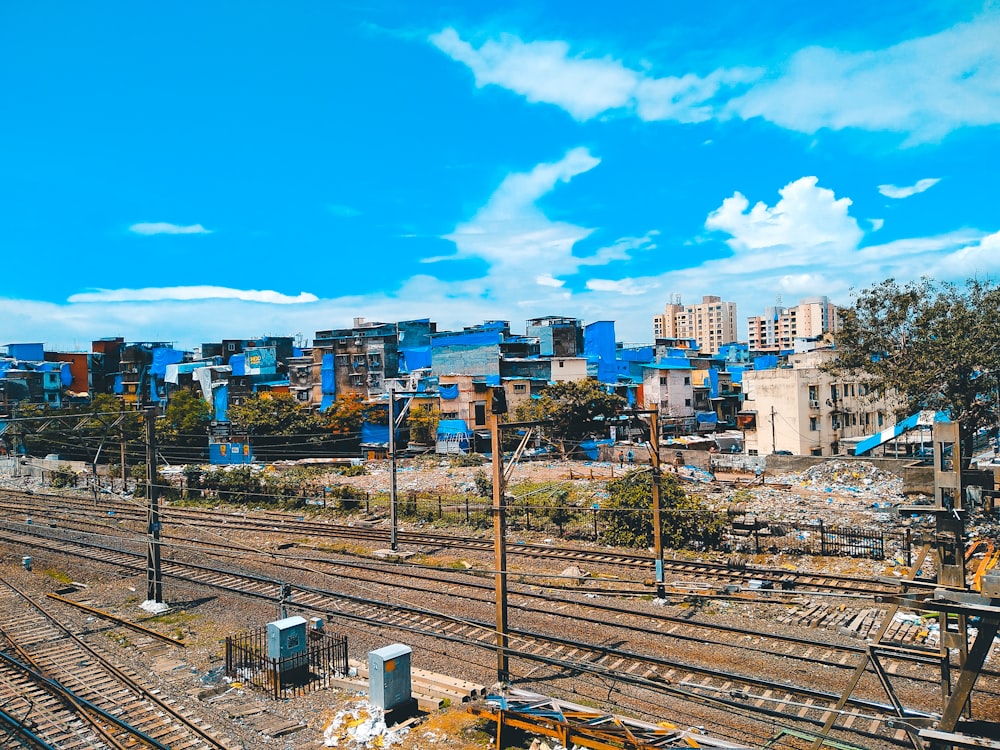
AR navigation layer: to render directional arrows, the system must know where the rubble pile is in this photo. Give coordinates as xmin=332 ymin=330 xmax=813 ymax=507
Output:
xmin=781 ymin=461 xmax=903 ymax=499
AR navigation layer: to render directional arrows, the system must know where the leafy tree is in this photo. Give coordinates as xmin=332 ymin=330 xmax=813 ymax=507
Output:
xmin=322 ymin=393 xmax=367 ymax=435
xmin=407 ymin=403 xmax=440 ymax=445
xmin=514 ymin=379 xmax=626 ymax=457
xmin=228 ymin=393 xmax=324 ymax=435
xmin=600 ymin=469 xmax=725 ymax=550
xmin=830 ymin=277 xmax=1000 ymax=465
xmin=160 ymin=390 xmax=211 ymax=447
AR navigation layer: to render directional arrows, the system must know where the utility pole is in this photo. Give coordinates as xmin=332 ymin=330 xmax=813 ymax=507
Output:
xmin=490 ymin=387 xmax=509 ymax=684
xmin=145 ymin=407 xmax=163 ymax=604
xmin=648 ymin=410 xmax=665 ymax=598
xmin=770 ymin=405 xmax=777 ymax=454
xmin=388 ymin=383 xmax=398 ymax=552
xmin=120 ymin=409 xmax=127 ymax=492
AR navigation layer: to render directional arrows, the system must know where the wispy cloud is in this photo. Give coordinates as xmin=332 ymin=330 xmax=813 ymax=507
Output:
xmin=434 ymin=11 xmax=1000 ymax=141
xmin=129 ymin=222 xmax=213 ymax=235
xmin=68 ymin=286 xmax=318 ymax=304
xmin=877 ymin=178 xmax=941 ymax=199
xmin=440 ymin=147 xmax=600 ymax=277
xmin=430 ymin=27 xmax=758 ymax=123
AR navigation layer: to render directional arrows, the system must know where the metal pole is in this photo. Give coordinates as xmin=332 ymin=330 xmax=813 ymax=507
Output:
xmin=649 ymin=410 xmax=665 ymax=598
xmin=145 ymin=407 xmax=163 ymax=603
xmin=491 ymin=402 xmax=509 ymax=683
xmin=388 ymin=384 xmax=398 ymax=552
xmin=120 ymin=410 xmax=127 ymax=492
xmin=770 ymin=405 xmax=777 ymax=454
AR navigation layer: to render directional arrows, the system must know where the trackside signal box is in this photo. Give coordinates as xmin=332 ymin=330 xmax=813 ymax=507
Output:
xmin=267 ymin=616 xmax=307 ymax=661
xmin=368 ymin=643 xmax=411 ymax=710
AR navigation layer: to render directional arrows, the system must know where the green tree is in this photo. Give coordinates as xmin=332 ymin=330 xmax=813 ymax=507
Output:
xmin=407 ymin=403 xmax=440 ymax=445
xmin=831 ymin=277 xmax=1000 ymax=465
xmin=600 ymin=469 xmax=725 ymax=550
xmin=228 ymin=393 xmax=324 ymax=435
xmin=160 ymin=390 xmax=211 ymax=447
xmin=514 ymin=379 xmax=626 ymax=457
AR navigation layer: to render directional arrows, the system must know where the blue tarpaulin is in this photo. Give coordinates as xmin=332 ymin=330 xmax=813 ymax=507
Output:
xmin=113 ymin=374 xmax=123 ymax=394
xmin=361 ymin=422 xmax=391 ymax=446
xmin=230 ymin=354 xmax=246 ymax=376
xmin=151 ymin=348 xmax=185 ymax=377
xmin=708 ymin=368 xmax=720 ymax=399
xmin=214 ymin=384 xmax=229 ymax=422
xmin=753 ymin=355 xmax=779 ymax=371
xmin=399 ymin=347 xmax=431 ymax=372
xmin=321 ymin=353 xmax=335 ymax=396
xmin=696 ymin=411 xmax=718 ymax=425
xmin=320 ymin=394 xmax=336 ymax=411
xmin=439 ymin=383 xmax=459 ymax=400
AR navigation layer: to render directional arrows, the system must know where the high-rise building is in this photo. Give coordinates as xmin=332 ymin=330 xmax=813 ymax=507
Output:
xmin=747 ymin=296 xmax=840 ymax=354
xmin=653 ymin=295 xmax=737 ymax=355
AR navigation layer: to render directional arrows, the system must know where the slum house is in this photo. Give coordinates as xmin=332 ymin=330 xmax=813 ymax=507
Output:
xmin=312 ymin=318 xmax=437 ymax=404
xmin=740 ymin=347 xmax=890 ymax=456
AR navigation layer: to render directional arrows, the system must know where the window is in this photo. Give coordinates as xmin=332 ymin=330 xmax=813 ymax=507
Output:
xmin=660 ymin=377 xmax=668 ymax=385
xmin=558 ymin=361 xmax=564 ymax=368
xmin=441 ymin=411 xmax=458 ymax=420
xmin=831 ymin=415 xmax=841 ymax=430
xmin=684 ymin=398 xmax=691 ymax=406
xmin=474 ymin=402 xmax=487 ymax=427
xmin=830 ymin=384 xmax=839 ymax=401
xmin=809 ymin=416 xmax=819 ymax=431
xmin=227 ymin=343 xmax=236 ymax=352
xmin=684 ymin=376 xmax=690 ymax=385
xmin=811 ymin=447 xmax=823 ymax=456
xmin=808 ymin=385 xmax=818 ymax=401
xmin=513 ymin=384 xmax=526 ymax=392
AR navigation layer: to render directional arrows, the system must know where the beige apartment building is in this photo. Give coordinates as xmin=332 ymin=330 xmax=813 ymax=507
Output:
xmin=652 ymin=295 xmax=738 ymax=355
xmin=741 ymin=348 xmax=894 ymax=456
xmin=747 ymin=296 xmax=840 ymax=354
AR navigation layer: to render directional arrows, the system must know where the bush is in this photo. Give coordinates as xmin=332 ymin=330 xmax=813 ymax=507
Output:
xmin=450 ymin=453 xmax=486 ymax=467
xmin=335 ymin=464 xmax=367 ymax=477
xmin=50 ymin=468 xmax=77 ymax=489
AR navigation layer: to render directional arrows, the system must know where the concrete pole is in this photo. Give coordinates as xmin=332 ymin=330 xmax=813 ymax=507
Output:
xmin=388 ymin=384 xmax=398 ymax=552
xmin=145 ymin=407 xmax=163 ymax=603
xmin=650 ymin=410 xmax=665 ymax=598
xmin=491 ymin=403 xmax=509 ymax=683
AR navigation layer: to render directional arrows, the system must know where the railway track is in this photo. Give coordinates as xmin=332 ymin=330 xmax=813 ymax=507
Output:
xmin=0 ymin=519 xmax=940 ymax=747
xmin=0 ymin=488 xmax=903 ymax=596
xmin=0 ymin=572 xmax=233 ymax=750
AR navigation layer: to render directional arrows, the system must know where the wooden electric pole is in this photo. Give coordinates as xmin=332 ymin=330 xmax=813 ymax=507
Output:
xmin=145 ymin=407 xmax=163 ymax=603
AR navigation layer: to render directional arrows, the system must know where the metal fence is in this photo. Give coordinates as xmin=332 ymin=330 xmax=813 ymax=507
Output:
xmin=727 ymin=520 xmax=910 ymax=562
xmin=225 ymin=626 xmax=348 ymax=700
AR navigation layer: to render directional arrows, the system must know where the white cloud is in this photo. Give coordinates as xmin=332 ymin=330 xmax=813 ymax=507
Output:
xmin=440 ymin=147 xmax=600 ymax=275
xmin=729 ymin=14 xmax=1000 ymax=142
xmin=877 ymin=178 xmax=941 ymax=199
xmin=705 ymin=176 xmax=862 ymax=264
xmin=435 ymin=13 xmax=1000 ymax=141
xmin=129 ymin=222 xmax=213 ymax=235
xmin=68 ymin=286 xmax=318 ymax=305
xmin=869 ymin=218 xmax=885 ymax=232
xmin=430 ymin=27 xmax=757 ymax=123
xmin=585 ymin=278 xmax=658 ymax=296
xmin=535 ymin=274 xmax=565 ymax=288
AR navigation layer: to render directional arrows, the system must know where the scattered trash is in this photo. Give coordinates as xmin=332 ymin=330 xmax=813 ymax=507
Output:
xmin=322 ymin=702 xmax=410 ymax=748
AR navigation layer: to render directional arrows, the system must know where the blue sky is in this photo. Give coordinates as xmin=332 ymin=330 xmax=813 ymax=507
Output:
xmin=3 ymin=2 xmax=999 ymax=351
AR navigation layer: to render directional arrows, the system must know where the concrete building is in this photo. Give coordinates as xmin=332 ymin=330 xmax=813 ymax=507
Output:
xmin=653 ymin=295 xmax=737 ymax=355
xmin=740 ymin=348 xmax=892 ymax=456
xmin=747 ymin=296 xmax=840 ymax=355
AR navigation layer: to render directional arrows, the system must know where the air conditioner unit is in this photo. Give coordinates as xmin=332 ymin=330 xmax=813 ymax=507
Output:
xmin=808 ymin=399 xmax=820 ymax=409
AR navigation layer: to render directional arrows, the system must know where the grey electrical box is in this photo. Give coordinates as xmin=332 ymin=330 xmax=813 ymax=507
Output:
xmin=267 ymin=616 xmax=307 ymax=660
xmin=368 ymin=643 xmax=411 ymax=710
